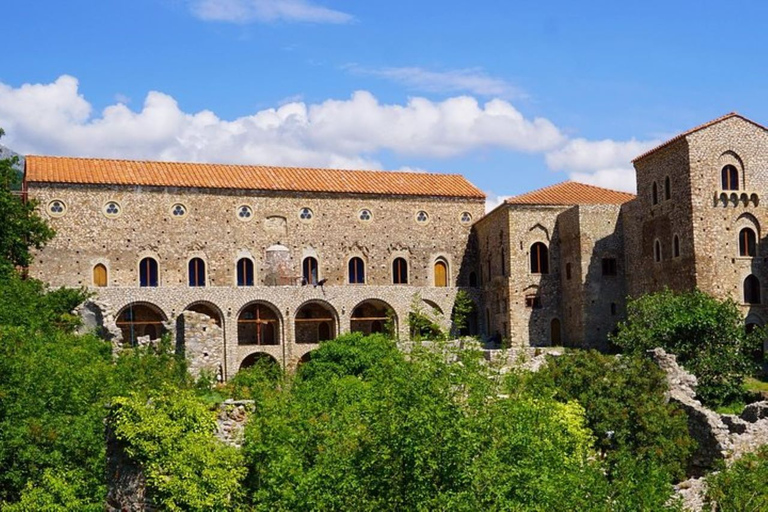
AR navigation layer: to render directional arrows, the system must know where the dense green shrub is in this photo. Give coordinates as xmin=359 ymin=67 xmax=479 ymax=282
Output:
xmin=108 ymin=390 xmax=246 ymax=511
xmin=611 ymin=289 xmax=762 ymax=405
xmin=706 ymin=446 xmax=768 ymax=511
xmin=530 ymin=350 xmax=695 ymax=481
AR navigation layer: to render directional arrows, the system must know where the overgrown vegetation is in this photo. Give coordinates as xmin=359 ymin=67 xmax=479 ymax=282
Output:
xmin=705 ymin=445 xmax=768 ymax=511
xmin=407 ymin=294 xmax=446 ymax=341
xmin=611 ymin=288 xmax=764 ymax=406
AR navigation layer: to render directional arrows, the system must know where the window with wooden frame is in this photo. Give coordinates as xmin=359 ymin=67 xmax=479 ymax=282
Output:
xmin=722 ymin=165 xmax=739 ymax=190
xmin=139 ymin=257 xmax=158 ymax=287
xmin=525 ymin=294 xmax=542 ymax=309
xmin=434 ymin=259 xmax=448 ymax=287
xmin=303 ymin=257 xmax=318 ymax=285
xmin=392 ymin=257 xmax=408 ymax=284
xmin=348 ymin=257 xmax=365 ymax=284
xmin=739 ymin=228 xmax=757 ymax=257
xmin=93 ymin=264 xmax=108 ymax=287
xmin=530 ymin=242 xmax=549 ymax=274
xmin=237 ymin=258 xmax=254 ymax=286
xmin=188 ymin=258 xmax=206 ymax=287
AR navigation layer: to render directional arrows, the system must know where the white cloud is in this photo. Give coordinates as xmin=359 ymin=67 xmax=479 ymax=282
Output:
xmin=348 ymin=65 xmax=525 ymax=99
xmin=484 ymin=191 xmax=511 ymax=213
xmin=189 ymin=0 xmax=353 ymax=24
xmin=0 ymin=75 xmax=564 ymax=169
xmin=544 ymin=138 xmax=661 ymax=192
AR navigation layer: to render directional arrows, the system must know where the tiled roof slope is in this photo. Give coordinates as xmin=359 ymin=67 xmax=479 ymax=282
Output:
xmin=632 ymin=112 xmax=768 ymax=163
xmin=505 ymin=181 xmax=635 ymax=206
xmin=24 ymin=155 xmax=485 ymax=199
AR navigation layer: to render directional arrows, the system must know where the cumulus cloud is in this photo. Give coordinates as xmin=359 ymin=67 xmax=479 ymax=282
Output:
xmin=348 ymin=65 xmax=525 ymax=99
xmin=544 ymin=138 xmax=661 ymax=192
xmin=0 ymin=75 xmax=565 ymax=170
xmin=484 ymin=191 xmax=511 ymax=213
xmin=189 ymin=0 xmax=353 ymax=24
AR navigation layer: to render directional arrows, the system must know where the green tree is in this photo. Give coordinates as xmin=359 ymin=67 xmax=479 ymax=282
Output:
xmin=530 ymin=350 xmax=695 ymax=481
xmin=611 ymin=289 xmax=761 ymax=405
xmin=0 ymin=128 xmax=54 ymax=272
xmin=450 ymin=288 xmax=476 ymax=336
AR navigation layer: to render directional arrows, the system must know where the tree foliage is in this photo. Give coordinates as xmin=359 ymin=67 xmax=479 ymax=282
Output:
xmin=611 ymin=289 xmax=762 ymax=405
xmin=529 ymin=350 xmax=695 ymax=482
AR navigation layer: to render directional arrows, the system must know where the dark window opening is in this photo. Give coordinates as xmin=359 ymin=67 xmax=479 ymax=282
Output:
xmin=565 ymin=262 xmax=572 ymax=280
xmin=500 ymin=247 xmax=506 ymax=276
xmin=744 ymin=275 xmax=761 ymax=304
xmin=525 ymin=295 xmax=542 ymax=309
xmin=188 ymin=258 xmax=206 ymax=287
xmin=602 ymin=258 xmax=617 ymax=276
xmin=530 ymin=242 xmax=549 ymax=274
xmin=349 ymin=257 xmax=365 ymax=284
xmin=139 ymin=257 xmax=158 ymax=287
xmin=393 ymin=258 xmax=408 ymax=284
xmin=652 ymin=181 xmax=658 ymax=205
xmin=654 ymin=240 xmax=662 ymax=262
xmin=303 ymin=257 xmax=318 ymax=285
xmin=739 ymin=228 xmax=757 ymax=257
xmin=237 ymin=258 xmax=254 ymax=286
xmin=469 ymin=271 xmax=478 ymax=288
xmin=664 ymin=176 xmax=671 ymax=200
xmin=610 ymin=302 xmax=617 ymax=316
xmin=722 ymin=165 xmax=739 ymax=190
xmin=673 ymin=235 xmax=680 ymax=258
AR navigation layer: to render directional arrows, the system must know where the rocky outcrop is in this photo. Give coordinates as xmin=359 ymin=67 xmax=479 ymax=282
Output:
xmin=75 ymin=299 xmax=122 ymax=348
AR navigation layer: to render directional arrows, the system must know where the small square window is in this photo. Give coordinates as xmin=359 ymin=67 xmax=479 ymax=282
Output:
xmin=602 ymin=258 xmax=617 ymax=276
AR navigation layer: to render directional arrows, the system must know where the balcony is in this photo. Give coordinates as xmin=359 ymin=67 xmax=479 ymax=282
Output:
xmin=714 ymin=190 xmax=759 ymax=208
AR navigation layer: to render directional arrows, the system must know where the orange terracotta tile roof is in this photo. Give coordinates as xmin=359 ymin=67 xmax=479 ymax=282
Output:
xmin=632 ymin=112 xmax=768 ymax=163
xmin=505 ymin=181 xmax=635 ymax=206
xmin=24 ymin=155 xmax=485 ymax=199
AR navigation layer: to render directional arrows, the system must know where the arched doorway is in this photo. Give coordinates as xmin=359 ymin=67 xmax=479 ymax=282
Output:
xmin=238 ymin=302 xmax=281 ymax=345
xmin=351 ymin=299 xmax=397 ymax=337
xmin=295 ymin=301 xmax=337 ymax=344
xmin=550 ymin=318 xmax=562 ymax=345
xmin=185 ymin=301 xmax=223 ymax=327
xmin=116 ymin=303 xmax=167 ymax=346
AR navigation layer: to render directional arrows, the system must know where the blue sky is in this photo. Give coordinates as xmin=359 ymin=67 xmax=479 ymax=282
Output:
xmin=4 ymin=0 xmax=768 ymax=208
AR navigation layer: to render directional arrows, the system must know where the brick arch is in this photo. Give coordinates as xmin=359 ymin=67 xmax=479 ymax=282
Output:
xmin=238 ymin=351 xmax=280 ymax=372
xmin=182 ymin=300 xmax=224 ymax=327
xmin=237 ymin=301 xmax=283 ymax=346
xmin=350 ymin=298 xmax=398 ymax=337
xmin=115 ymin=301 xmax=169 ymax=346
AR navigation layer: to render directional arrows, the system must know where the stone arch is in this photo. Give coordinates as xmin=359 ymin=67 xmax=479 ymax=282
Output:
xmin=719 ymin=151 xmax=744 ymax=190
xmin=528 ymin=223 xmax=551 ymax=242
xmin=116 ymin=302 xmax=168 ymax=346
xmin=423 ymin=299 xmax=443 ymax=315
xmin=237 ymin=301 xmax=282 ymax=346
xmin=736 ymin=212 xmax=761 ymax=238
xmin=183 ymin=300 xmax=224 ymax=327
xmin=239 ymin=352 xmax=280 ymax=372
xmin=294 ymin=300 xmax=339 ymax=344
xmin=350 ymin=299 xmax=397 ymax=337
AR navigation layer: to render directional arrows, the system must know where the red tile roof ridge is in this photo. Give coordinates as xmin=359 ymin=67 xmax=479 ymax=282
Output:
xmin=505 ymin=180 xmax=635 ymax=206
xmin=632 ymin=112 xmax=768 ymax=163
xmin=24 ymin=155 xmax=486 ymax=199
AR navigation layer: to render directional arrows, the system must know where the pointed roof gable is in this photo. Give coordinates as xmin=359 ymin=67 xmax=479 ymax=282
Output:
xmin=632 ymin=112 xmax=768 ymax=163
xmin=505 ymin=181 xmax=635 ymax=206
xmin=24 ymin=155 xmax=485 ymax=199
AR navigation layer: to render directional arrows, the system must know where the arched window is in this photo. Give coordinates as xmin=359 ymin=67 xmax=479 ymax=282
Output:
xmin=722 ymin=165 xmax=739 ymax=190
xmin=188 ymin=258 xmax=206 ymax=287
xmin=303 ymin=257 xmax=318 ymax=285
xmin=469 ymin=271 xmax=478 ymax=288
xmin=664 ymin=176 xmax=671 ymax=200
xmin=348 ymin=257 xmax=365 ymax=284
xmin=93 ymin=264 xmax=107 ymax=287
xmin=434 ymin=259 xmax=448 ymax=287
xmin=652 ymin=182 xmax=658 ymax=205
xmin=139 ymin=257 xmax=158 ymax=287
xmin=565 ymin=262 xmax=572 ymax=280
xmin=237 ymin=258 xmax=254 ymax=286
xmin=744 ymin=275 xmax=761 ymax=304
xmin=673 ymin=235 xmax=680 ymax=258
xmin=654 ymin=240 xmax=662 ymax=262
xmin=739 ymin=228 xmax=757 ymax=257
xmin=393 ymin=258 xmax=408 ymax=285
xmin=530 ymin=242 xmax=549 ymax=274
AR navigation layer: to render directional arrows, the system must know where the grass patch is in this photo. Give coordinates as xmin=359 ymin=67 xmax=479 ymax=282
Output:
xmin=745 ymin=377 xmax=768 ymax=395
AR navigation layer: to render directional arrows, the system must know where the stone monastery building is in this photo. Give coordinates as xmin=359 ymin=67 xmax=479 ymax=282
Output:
xmin=21 ymin=112 xmax=768 ymax=378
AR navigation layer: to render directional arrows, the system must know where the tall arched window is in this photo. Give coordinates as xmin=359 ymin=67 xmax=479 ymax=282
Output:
xmin=237 ymin=258 xmax=254 ymax=286
xmin=93 ymin=264 xmax=108 ymax=287
xmin=654 ymin=240 xmax=662 ymax=262
xmin=722 ymin=165 xmax=739 ymax=190
xmin=664 ymin=176 xmax=671 ymax=200
xmin=139 ymin=257 xmax=158 ymax=287
xmin=652 ymin=182 xmax=659 ymax=205
xmin=348 ymin=257 xmax=365 ymax=284
xmin=550 ymin=318 xmax=561 ymax=345
xmin=530 ymin=242 xmax=549 ymax=274
xmin=744 ymin=275 xmax=761 ymax=304
xmin=673 ymin=235 xmax=680 ymax=258
xmin=303 ymin=257 xmax=318 ymax=285
xmin=189 ymin=258 xmax=206 ymax=287
xmin=434 ymin=259 xmax=448 ymax=287
xmin=392 ymin=257 xmax=408 ymax=284
xmin=739 ymin=228 xmax=757 ymax=257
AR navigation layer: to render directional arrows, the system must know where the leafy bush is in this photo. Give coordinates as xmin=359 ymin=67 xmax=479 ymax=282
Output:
xmin=611 ymin=289 xmax=761 ymax=405
xmin=108 ymin=389 xmax=246 ymax=511
xmin=530 ymin=350 xmax=695 ymax=481
xmin=706 ymin=445 xmax=768 ymax=511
